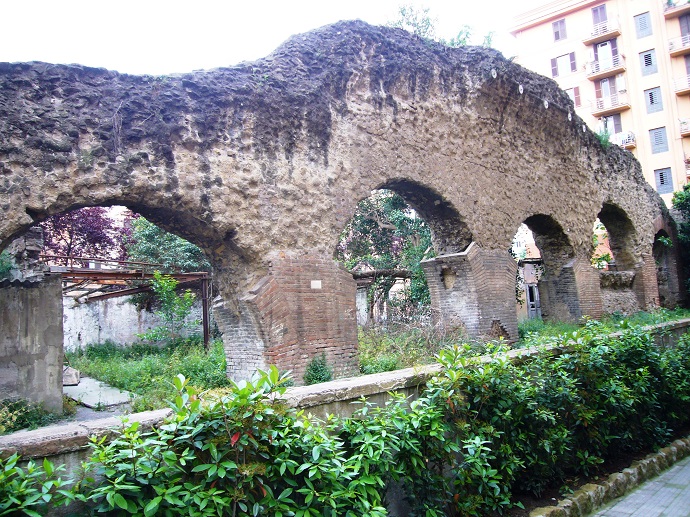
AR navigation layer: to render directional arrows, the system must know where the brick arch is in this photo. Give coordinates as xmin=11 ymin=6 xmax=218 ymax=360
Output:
xmin=597 ymin=203 xmax=638 ymax=270
xmin=0 ymin=20 xmax=676 ymax=379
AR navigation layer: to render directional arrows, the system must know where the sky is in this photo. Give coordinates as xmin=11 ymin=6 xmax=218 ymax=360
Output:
xmin=0 ymin=0 xmax=547 ymax=76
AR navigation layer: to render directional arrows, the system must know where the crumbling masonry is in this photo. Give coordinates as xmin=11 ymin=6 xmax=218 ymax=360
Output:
xmin=0 ymin=21 xmax=682 ymax=381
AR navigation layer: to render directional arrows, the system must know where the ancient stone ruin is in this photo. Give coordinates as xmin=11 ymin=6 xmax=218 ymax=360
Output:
xmin=0 ymin=21 xmax=682 ymax=383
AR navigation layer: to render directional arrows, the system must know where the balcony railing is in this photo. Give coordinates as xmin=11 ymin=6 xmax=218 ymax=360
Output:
xmin=675 ymin=75 xmax=690 ymax=95
xmin=587 ymin=54 xmax=626 ymax=80
xmin=610 ymin=131 xmax=636 ymax=149
xmin=664 ymin=0 xmax=690 ymax=18
xmin=590 ymin=93 xmax=631 ymax=117
xmin=583 ymin=19 xmax=622 ymax=45
xmin=681 ymin=118 xmax=690 ymax=136
xmin=669 ymin=34 xmax=690 ymax=56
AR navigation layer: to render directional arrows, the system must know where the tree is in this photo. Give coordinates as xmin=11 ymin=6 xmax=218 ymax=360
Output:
xmin=38 ymin=207 xmax=120 ymax=266
xmin=389 ymin=4 xmax=494 ymax=48
xmin=137 ymin=271 xmax=198 ymax=343
xmin=125 ymin=216 xmax=210 ymax=272
xmin=336 ymin=190 xmax=433 ymax=322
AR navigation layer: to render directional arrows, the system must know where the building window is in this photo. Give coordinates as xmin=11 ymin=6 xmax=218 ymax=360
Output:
xmin=592 ymin=5 xmax=607 ymax=25
xmin=645 ymin=87 xmax=663 ymax=113
xmin=550 ymin=52 xmax=577 ymax=77
xmin=553 ymin=19 xmax=567 ymax=41
xmin=640 ymin=50 xmax=657 ymax=75
xmin=650 ymin=127 xmax=669 ymax=154
xmin=565 ymin=87 xmax=581 ymax=107
xmin=602 ymin=113 xmax=622 ymax=135
xmin=655 ymin=167 xmax=673 ymax=194
xmin=635 ymin=12 xmax=652 ymax=38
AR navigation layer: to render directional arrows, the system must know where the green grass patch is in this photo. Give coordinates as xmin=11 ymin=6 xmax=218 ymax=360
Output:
xmin=0 ymin=396 xmax=76 ymax=435
xmin=66 ymin=337 xmax=230 ymax=412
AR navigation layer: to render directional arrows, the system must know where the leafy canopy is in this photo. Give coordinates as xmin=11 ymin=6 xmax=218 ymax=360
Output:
xmin=125 ymin=216 xmax=210 ymax=272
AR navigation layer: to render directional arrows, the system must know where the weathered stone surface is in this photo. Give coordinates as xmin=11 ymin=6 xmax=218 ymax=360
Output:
xmin=0 ymin=20 xmax=679 ymax=379
xmin=62 ymin=366 xmax=79 ymax=386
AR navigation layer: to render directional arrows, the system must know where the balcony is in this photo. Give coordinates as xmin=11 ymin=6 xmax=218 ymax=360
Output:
xmin=590 ymin=93 xmax=631 ymax=117
xmin=669 ymin=34 xmax=690 ymax=57
xmin=583 ymin=20 xmax=622 ymax=46
xmin=610 ymin=131 xmax=636 ymax=150
xmin=676 ymin=75 xmax=690 ymax=95
xmin=587 ymin=54 xmax=626 ymax=81
xmin=680 ymin=118 xmax=690 ymax=137
xmin=664 ymin=0 xmax=690 ymax=19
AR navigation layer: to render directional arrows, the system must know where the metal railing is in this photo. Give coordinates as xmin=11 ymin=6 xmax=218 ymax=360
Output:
xmin=675 ymin=75 xmax=690 ymax=91
xmin=610 ymin=131 xmax=636 ymax=148
xmin=588 ymin=19 xmax=620 ymax=39
xmin=587 ymin=54 xmax=625 ymax=76
xmin=591 ymin=92 xmax=630 ymax=112
xmin=668 ymin=34 xmax=690 ymax=52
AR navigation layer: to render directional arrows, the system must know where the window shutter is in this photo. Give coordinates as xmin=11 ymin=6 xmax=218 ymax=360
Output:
xmin=655 ymin=168 xmax=673 ymax=194
xmin=635 ymin=12 xmax=652 ymax=38
xmin=645 ymin=87 xmax=663 ymax=113
xmin=570 ymin=52 xmax=577 ymax=72
xmin=640 ymin=50 xmax=657 ymax=75
xmin=613 ymin=114 xmax=622 ymax=134
xmin=574 ymin=86 xmax=581 ymax=107
xmin=650 ymin=128 xmax=668 ymax=153
xmin=611 ymin=39 xmax=618 ymax=56
xmin=551 ymin=58 xmax=558 ymax=77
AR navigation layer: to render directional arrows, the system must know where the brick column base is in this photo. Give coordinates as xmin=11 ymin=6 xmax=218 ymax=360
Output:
xmin=220 ymin=257 xmax=359 ymax=384
xmin=422 ymin=243 xmax=518 ymax=341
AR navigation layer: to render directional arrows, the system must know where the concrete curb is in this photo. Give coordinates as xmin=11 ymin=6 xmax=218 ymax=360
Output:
xmin=529 ymin=436 xmax=690 ymax=517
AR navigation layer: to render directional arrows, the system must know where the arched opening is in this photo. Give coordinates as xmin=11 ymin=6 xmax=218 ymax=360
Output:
xmin=653 ymin=230 xmax=675 ymax=308
xmin=511 ymin=224 xmax=543 ymax=322
xmin=0 ymin=201 xmax=254 ymax=416
xmin=335 ymin=180 xmax=475 ymax=367
xmin=518 ymin=214 xmax=577 ymax=322
xmin=595 ymin=203 xmax=640 ymax=314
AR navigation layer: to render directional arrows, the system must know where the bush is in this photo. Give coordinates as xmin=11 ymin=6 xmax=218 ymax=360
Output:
xmin=0 ymin=398 xmax=70 ymax=435
xmin=303 ymin=352 xmax=333 ymax=385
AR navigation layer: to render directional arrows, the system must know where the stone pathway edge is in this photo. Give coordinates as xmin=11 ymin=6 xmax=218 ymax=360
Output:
xmin=529 ymin=435 xmax=690 ymax=517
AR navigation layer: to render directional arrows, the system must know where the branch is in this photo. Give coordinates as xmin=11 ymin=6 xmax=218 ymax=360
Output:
xmin=351 ymin=269 xmax=411 ymax=280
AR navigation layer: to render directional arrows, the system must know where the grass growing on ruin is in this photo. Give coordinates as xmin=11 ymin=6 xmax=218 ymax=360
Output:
xmin=66 ymin=337 xmax=230 ymax=412
xmin=358 ymin=308 xmax=690 ymax=375
xmin=0 ymin=396 xmax=76 ymax=435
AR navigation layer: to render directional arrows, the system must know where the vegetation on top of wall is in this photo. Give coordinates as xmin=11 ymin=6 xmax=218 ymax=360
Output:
xmin=0 ymin=250 xmax=15 ymax=280
xmin=0 ymin=397 xmax=76 ymax=436
xmin=7 ymin=323 xmax=690 ymax=516
xmin=303 ymin=353 xmax=333 ymax=385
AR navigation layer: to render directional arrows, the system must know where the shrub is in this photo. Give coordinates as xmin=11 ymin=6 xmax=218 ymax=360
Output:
xmin=303 ymin=352 xmax=333 ymax=385
xmin=0 ymin=398 xmax=68 ymax=435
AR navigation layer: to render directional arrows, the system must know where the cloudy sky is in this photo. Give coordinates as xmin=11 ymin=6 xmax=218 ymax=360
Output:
xmin=1 ymin=0 xmax=546 ymax=75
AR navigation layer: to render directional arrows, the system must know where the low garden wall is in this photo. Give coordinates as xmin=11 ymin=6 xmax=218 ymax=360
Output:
xmin=1 ymin=318 xmax=690 ymax=516
xmin=3 ymin=319 xmax=688 ymax=471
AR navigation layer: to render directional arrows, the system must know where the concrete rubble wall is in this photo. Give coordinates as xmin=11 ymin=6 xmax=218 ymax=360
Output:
xmin=0 ymin=275 xmax=63 ymax=412
xmin=0 ymin=20 xmax=682 ymax=381
xmin=62 ymin=296 xmax=206 ymax=351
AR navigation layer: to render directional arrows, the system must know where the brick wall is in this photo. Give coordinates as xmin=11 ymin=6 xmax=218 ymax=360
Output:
xmin=242 ymin=257 xmax=359 ymax=384
xmin=634 ymin=253 xmax=661 ymax=310
xmin=422 ymin=244 xmax=518 ymax=341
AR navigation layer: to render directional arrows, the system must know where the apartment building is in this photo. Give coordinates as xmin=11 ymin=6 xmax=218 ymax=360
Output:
xmin=511 ymin=0 xmax=690 ymax=205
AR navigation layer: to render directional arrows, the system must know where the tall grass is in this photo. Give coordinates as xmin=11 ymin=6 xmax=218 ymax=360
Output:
xmin=66 ymin=338 xmax=229 ymax=412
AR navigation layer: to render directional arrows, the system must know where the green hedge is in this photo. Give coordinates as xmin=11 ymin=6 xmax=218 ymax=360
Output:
xmin=4 ymin=324 xmax=690 ymax=516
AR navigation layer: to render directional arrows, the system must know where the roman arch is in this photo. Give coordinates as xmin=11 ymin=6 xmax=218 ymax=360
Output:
xmin=0 ymin=21 xmax=680 ymax=381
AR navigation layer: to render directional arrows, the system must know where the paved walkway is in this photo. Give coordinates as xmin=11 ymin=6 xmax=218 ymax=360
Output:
xmin=63 ymin=376 xmax=132 ymax=408
xmin=591 ymin=455 xmax=690 ymax=517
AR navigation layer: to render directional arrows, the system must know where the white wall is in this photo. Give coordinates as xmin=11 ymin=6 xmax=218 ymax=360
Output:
xmin=62 ymin=296 xmax=204 ymax=351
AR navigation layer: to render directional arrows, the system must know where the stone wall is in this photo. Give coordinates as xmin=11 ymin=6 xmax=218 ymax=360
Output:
xmin=0 ymin=275 xmax=63 ymax=412
xmin=62 ymin=296 xmax=206 ymax=351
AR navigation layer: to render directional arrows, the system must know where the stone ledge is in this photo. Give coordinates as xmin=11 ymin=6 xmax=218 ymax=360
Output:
xmin=529 ymin=436 xmax=690 ymax=517
xmin=0 ymin=408 xmax=171 ymax=459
